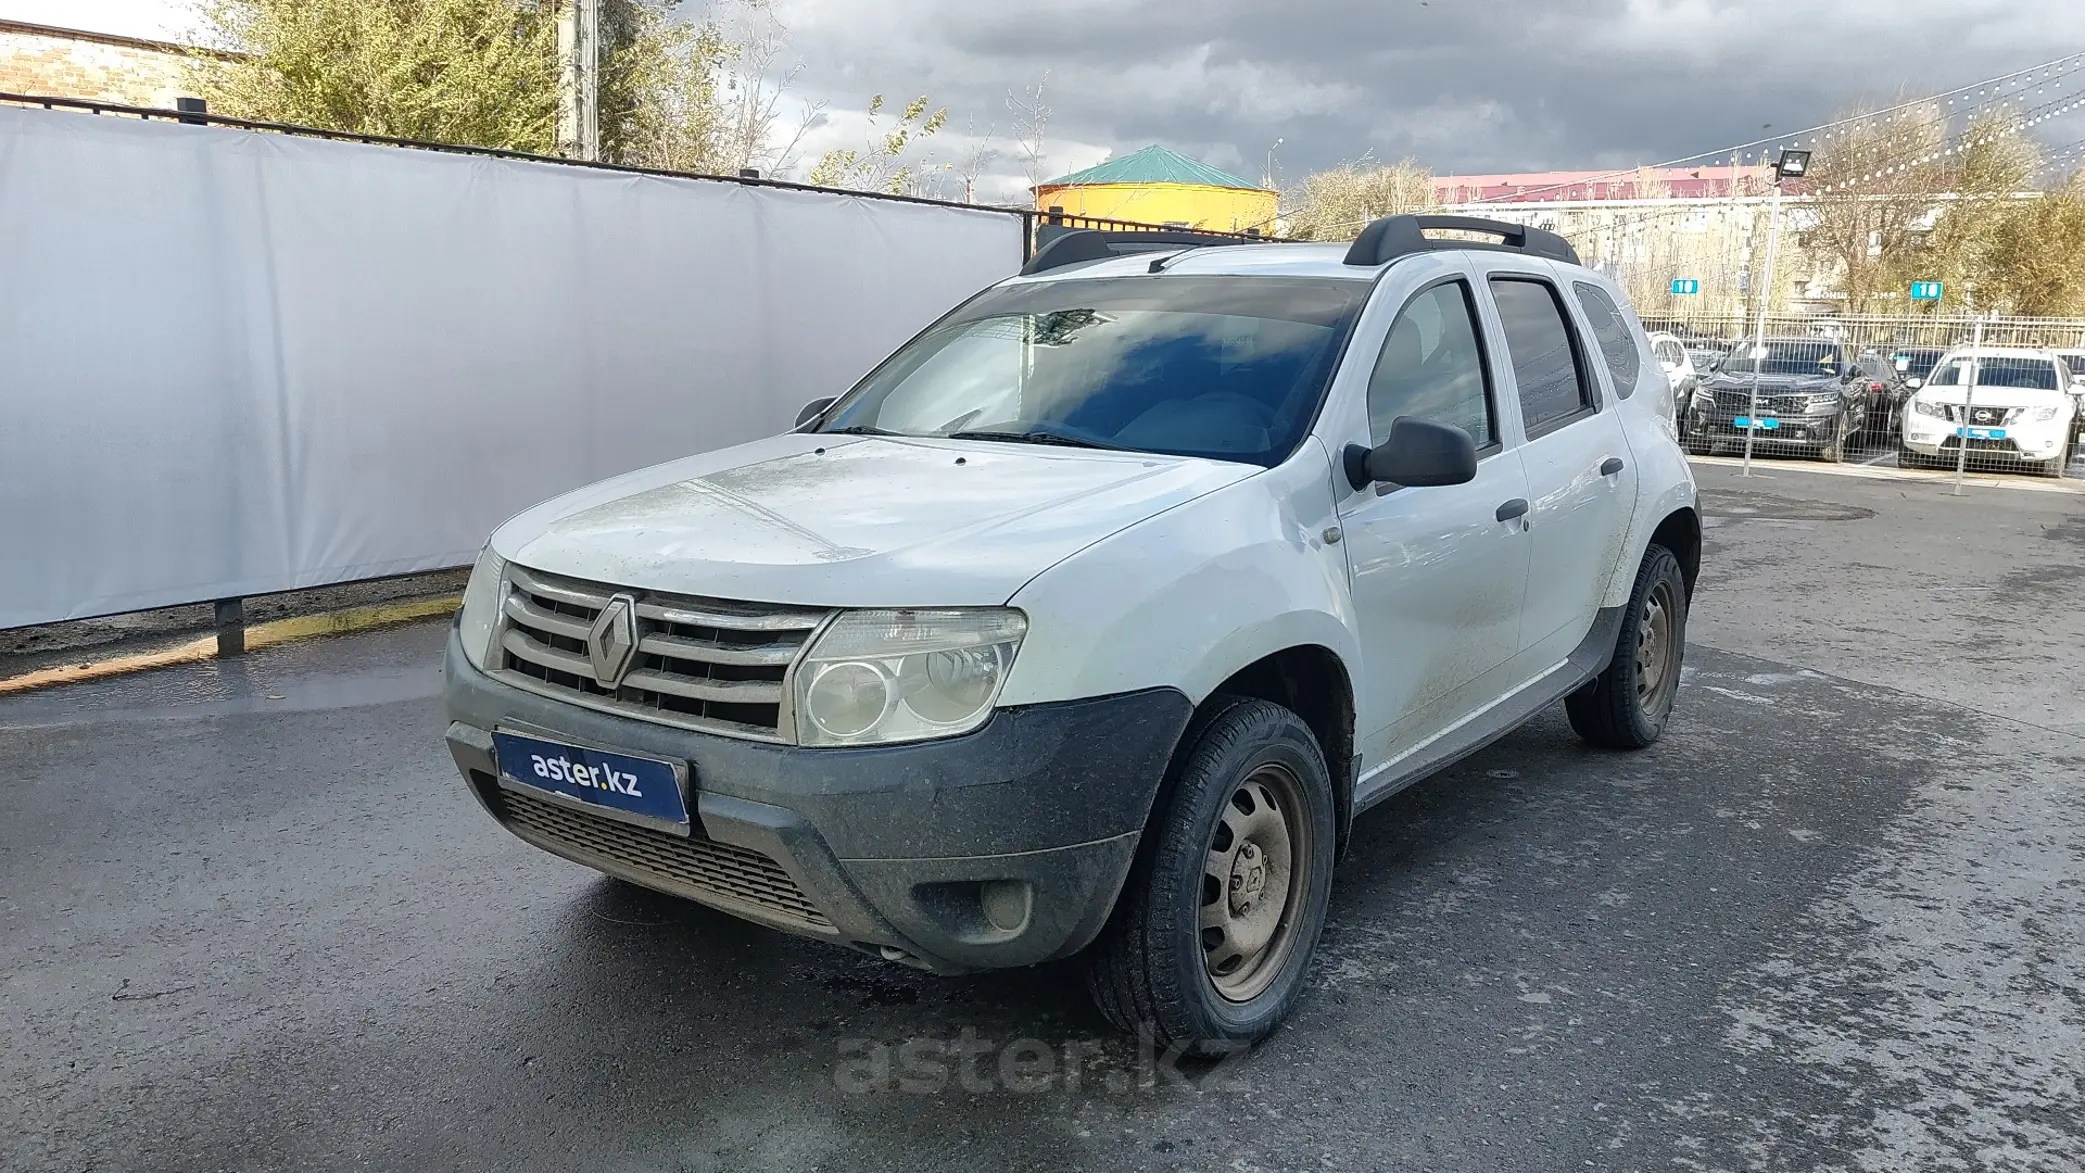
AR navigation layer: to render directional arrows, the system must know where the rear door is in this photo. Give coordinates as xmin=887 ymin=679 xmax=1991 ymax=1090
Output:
xmin=1472 ymin=261 xmax=1638 ymax=665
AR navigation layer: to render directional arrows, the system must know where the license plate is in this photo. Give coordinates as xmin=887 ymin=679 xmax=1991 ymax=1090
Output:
xmin=1733 ymin=416 xmax=1780 ymax=430
xmin=1957 ymin=426 xmax=2007 ymax=440
xmin=492 ymin=731 xmax=689 ymax=829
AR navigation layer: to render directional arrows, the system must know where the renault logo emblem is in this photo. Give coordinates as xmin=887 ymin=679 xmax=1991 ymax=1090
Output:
xmin=588 ymin=595 xmax=639 ymax=688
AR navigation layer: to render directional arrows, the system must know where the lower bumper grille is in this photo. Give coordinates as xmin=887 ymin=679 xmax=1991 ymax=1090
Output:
xmin=497 ymin=788 xmax=834 ymax=931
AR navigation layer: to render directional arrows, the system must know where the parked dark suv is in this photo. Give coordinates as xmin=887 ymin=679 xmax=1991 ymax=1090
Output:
xmin=1697 ymin=338 xmax=1869 ymax=461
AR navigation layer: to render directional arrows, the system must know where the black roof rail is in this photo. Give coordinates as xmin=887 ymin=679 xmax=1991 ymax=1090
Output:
xmin=1019 ymin=228 xmax=1264 ymax=276
xmin=1342 ymin=214 xmax=1581 ymax=268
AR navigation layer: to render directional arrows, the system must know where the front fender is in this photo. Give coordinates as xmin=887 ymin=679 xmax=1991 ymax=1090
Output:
xmin=998 ymin=442 xmax=1363 ymax=716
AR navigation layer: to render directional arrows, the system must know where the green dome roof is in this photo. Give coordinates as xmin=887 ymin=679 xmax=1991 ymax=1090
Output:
xmin=1040 ymin=145 xmax=1262 ymax=191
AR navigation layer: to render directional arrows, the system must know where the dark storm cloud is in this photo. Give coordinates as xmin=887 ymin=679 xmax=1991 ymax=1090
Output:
xmin=784 ymin=0 xmax=2084 ymax=191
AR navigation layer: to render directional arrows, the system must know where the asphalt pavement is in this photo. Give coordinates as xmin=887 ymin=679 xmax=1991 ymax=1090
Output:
xmin=4 ymin=461 xmax=2081 ymax=1172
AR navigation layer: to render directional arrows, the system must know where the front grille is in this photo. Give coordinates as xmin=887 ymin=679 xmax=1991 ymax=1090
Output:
xmin=1945 ymin=405 xmax=2021 ymax=425
xmin=496 ymin=564 xmax=828 ymax=741
xmin=1711 ymin=389 xmax=1818 ymax=415
xmin=498 ymin=788 xmax=834 ymax=931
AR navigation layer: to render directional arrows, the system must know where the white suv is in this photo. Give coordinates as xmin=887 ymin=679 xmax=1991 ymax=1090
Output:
xmin=1900 ymin=346 xmax=2078 ymax=476
xmin=443 ymin=215 xmax=1701 ymax=1053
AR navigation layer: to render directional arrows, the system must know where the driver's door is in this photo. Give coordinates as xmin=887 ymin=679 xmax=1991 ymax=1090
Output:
xmin=1334 ymin=269 xmax=1531 ymax=778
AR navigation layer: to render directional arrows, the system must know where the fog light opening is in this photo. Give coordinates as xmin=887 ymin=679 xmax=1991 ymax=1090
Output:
xmin=980 ymin=879 xmax=1033 ymax=934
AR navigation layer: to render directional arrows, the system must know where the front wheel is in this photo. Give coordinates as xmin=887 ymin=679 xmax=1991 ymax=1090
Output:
xmin=1085 ymin=697 xmax=1336 ymax=1057
xmin=1567 ymin=544 xmax=1688 ymax=749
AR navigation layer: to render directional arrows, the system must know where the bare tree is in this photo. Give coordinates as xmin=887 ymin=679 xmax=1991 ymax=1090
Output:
xmin=1799 ymin=100 xmax=1950 ymax=312
xmin=712 ymin=0 xmax=822 ymax=175
xmin=1282 ymin=156 xmax=1437 ymax=240
xmin=1007 ymin=73 xmax=1051 ymax=193
xmin=947 ymin=114 xmax=1001 ymax=204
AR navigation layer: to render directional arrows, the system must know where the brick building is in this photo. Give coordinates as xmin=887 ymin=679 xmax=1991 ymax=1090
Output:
xmin=0 ymin=18 xmax=207 ymax=108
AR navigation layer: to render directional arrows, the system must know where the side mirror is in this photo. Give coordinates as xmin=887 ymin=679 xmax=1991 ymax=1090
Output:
xmin=1906 ymin=378 xmax=1923 ymax=390
xmin=795 ymin=397 xmax=837 ymax=428
xmin=1342 ymin=417 xmax=1478 ymax=492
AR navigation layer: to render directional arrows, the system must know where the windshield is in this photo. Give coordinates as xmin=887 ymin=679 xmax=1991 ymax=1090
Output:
xmin=819 ymin=276 xmax=1370 ymax=465
xmin=1716 ymin=340 xmax=1845 ymax=376
xmin=1927 ymin=356 xmax=2060 ymax=390
xmin=1894 ymin=349 xmax=1944 ymax=379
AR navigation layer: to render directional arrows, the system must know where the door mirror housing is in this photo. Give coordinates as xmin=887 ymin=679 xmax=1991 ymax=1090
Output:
xmin=795 ymin=397 xmax=837 ymax=429
xmin=1343 ymin=417 xmax=1479 ymax=491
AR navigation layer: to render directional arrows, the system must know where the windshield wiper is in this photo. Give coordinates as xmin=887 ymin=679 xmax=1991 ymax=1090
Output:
xmin=823 ymin=424 xmax=903 ymax=436
xmin=946 ymin=428 xmax=1129 ymax=451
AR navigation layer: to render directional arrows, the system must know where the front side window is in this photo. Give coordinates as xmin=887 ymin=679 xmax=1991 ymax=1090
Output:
xmin=1366 ymin=281 xmax=1495 ymax=448
xmin=1573 ymin=283 xmax=1640 ymax=396
xmin=1490 ymin=277 xmax=1593 ymax=432
xmin=821 ymin=277 xmax=1370 ymax=466
xmin=1927 ymin=357 xmax=2060 ymax=390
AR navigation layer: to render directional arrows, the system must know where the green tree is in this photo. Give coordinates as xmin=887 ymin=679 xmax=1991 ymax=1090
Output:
xmin=191 ymin=0 xmax=563 ymax=153
xmin=190 ymin=0 xmax=749 ymax=171
xmin=1979 ymin=174 xmax=2085 ymax=317
xmin=806 ymin=94 xmax=950 ymax=195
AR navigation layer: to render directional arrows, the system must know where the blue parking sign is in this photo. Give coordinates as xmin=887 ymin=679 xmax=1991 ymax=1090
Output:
xmin=1910 ymin=281 xmax=1944 ymax=301
xmin=1671 ymin=279 xmax=1700 ymax=296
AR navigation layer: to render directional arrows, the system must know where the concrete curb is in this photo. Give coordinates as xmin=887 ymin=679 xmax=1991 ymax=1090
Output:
xmin=1687 ymin=454 xmax=2085 ymax=494
xmin=0 ymin=594 xmax=460 ymax=697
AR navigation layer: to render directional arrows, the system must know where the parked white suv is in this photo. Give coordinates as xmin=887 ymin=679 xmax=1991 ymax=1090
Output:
xmin=1900 ymin=346 xmax=2078 ymax=476
xmin=443 ymin=215 xmax=1702 ymax=1053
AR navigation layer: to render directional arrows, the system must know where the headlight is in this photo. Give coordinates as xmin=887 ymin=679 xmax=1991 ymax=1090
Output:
xmin=1912 ymin=399 xmax=1948 ymax=419
xmin=457 ymin=546 xmax=507 ymax=671
xmin=2029 ymin=404 xmax=2062 ymax=422
xmin=794 ymin=608 xmax=1027 ymax=746
xmin=1806 ymin=395 xmax=1841 ymax=414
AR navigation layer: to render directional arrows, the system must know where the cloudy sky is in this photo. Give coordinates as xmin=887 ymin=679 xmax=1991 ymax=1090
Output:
xmin=12 ymin=0 xmax=2085 ymax=200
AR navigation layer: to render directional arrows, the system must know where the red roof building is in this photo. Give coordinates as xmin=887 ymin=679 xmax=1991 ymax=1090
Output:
xmin=1434 ymin=166 xmax=1777 ymax=204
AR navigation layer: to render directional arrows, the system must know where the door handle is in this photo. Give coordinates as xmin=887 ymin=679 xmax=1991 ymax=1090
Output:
xmin=1496 ymin=498 xmax=1530 ymax=523
xmin=1600 ymin=457 xmax=1625 ymax=476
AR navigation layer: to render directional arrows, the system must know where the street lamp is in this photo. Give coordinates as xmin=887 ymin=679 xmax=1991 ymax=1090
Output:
xmin=1265 ymin=138 xmax=1284 ymax=189
xmin=1741 ymin=147 xmax=1811 ymax=476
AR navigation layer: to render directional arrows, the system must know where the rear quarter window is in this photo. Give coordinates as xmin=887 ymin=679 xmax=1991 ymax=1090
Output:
xmin=1572 ymin=283 xmax=1641 ymax=399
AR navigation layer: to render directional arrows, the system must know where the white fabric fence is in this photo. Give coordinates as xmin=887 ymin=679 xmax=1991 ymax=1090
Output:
xmin=0 ymin=107 xmax=1023 ymax=628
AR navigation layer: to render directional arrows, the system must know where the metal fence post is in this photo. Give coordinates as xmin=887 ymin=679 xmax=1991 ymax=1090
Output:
xmin=214 ymin=598 xmax=246 ymax=657
xmin=1743 ymin=179 xmax=1785 ymax=478
xmin=1953 ymin=315 xmax=1985 ymax=496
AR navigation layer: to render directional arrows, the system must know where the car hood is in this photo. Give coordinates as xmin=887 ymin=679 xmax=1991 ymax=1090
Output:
xmin=1704 ymin=374 xmax=1843 ymax=393
xmin=1911 ymin=384 xmax=2072 ymax=410
xmin=492 ymin=432 xmax=1259 ymax=607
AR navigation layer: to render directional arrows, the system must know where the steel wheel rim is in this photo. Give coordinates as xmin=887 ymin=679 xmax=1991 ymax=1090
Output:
xmin=1636 ymin=578 xmax=1678 ymax=716
xmin=1200 ymin=762 xmax=1311 ymax=1003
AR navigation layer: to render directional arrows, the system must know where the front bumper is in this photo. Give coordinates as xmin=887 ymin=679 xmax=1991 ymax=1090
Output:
xmin=1902 ymin=416 xmax=2069 ymax=461
xmin=442 ymin=630 xmax=1192 ymax=973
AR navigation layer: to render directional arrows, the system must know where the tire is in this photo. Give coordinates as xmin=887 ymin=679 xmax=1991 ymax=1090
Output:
xmin=1084 ymin=696 xmax=1337 ymax=1057
xmin=1819 ymin=426 xmax=1845 ymax=463
xmin=1567 ymin=544 xmax=1687 ymax=749
xmin=2029 ymin=447 xmax=2067 ymax=478
xmin=1898 ymin=441 xmax=1930 ymax=470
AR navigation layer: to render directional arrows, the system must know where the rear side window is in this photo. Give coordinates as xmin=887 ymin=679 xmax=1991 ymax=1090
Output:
xmin=1492 ymin=278 xmax=1594 ymax=433
xmin=1572 ymin=283 xmax=1640 ymax=398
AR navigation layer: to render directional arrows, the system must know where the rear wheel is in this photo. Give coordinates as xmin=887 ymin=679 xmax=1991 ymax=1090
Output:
xmin=1085 ymin=697 xmax=1336 ymax=1056
xmin=1567 ymin=545 xmax=1687 ymax=749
